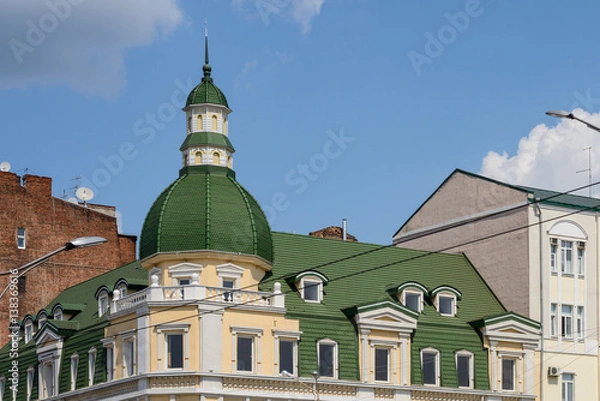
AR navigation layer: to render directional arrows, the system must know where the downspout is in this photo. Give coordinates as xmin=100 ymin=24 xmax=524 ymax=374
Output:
xmin=534 ymin=199 xmax=544 ymax=401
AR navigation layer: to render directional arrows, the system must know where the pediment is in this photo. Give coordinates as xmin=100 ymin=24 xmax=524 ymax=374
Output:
xmin=480 ymin=314 xmax=541 ymax=346
xmin=168 ymin=262 xmax=203 ymax=276
xmin=35 ymin=326 xmax=62 ymax=348
xmin=216 ymin=263 xmax=244 ymax=277
xmin=353 ymin=302 xmax=418 ymax=333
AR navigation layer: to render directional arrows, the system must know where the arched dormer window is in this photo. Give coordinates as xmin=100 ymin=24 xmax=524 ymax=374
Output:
xmin=431 ymin=286 xmax=461 ymax=317
xmin=195 ymin=150 xmax=203 ymax=164
xmin=395 ymin=282 xmax=428 ymax=313
xmin=197 ymin=115 xmax=203 ymax=131
xmin=115 ymin=280 xmax=128 ymax=298
xmin=23 ymin=317 xmax=34 ymax=343
xmin=95 ymin=287 xmax=110 ymax=317
xmin=211 ymin=115 xmax=218 ymax=131
xmin=52 ymin=305 xmax=63 ymax=321
xmin=37 ymin=310 xmax=48 ymax=330
xmin=295 ymin=271 xmax=328 ymax=303
xmin=213 ymin=152 xmax=221 ymax=165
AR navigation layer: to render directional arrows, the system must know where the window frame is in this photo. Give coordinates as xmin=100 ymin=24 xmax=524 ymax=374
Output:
xmin=70 ymin=353 xmax=78 ymax=391
xmin=88 ymin=348 xmax=97 ymax=386
xmin=17 ymin=227 xmax=26 ymax=249
xmin=317 ymin=339 xmax=338 ymax=379
xmin=561 ymin=304 xmax=574 ymax=339
xmin=562 ymin=373 xmax=575 ymax=401
xmin=501 ymin=357 xmax=516 ymax=391
xmin=403 ymin=290 xmax=422 ymax=313
xmin=0 ymin=376 xmax=5 ymax=401
xmin=26 ymin=366 xmax=35 ymax=401
xmin=374 ymin=347 xmax=391 ymax=383
xmin=101 ymin=338 xmax=115 ymax=382
xmin=550 ymin=239 xmax=558 ymax=273
xmin=560 ymin=240 xmax=574 ymax=275
xmin=455 ymin=350 xmax=474 ymax=389
xmin=231 ymin=326 xmax=263 ymax=374
xmin=122 ymin=334 xmax=136 ymax=378
xmin=550 ymin=303 xmax=558 ymax=336
xmin=24 ymin=319 xmax=34 ymax=343
xmin=157 ymin=323 xmax=190 ymax=371
xmin=576 ymin=241 xmax=585 ymax=276
xmin=421 ymin=348 xmax=440 ymax=386
xmin=273 ymin=330 xmax=301 ymax=376
xmin=40 ymin=359 xmax=55 ymax=399
xmin=97 ymin=290 xmax=109 ymax=317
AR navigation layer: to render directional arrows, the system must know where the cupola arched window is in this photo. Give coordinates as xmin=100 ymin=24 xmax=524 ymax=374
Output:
xmin=195 ymin=151 xmax=203 ymax=164
xmin=197 ymin=115 xmax=203 ymax=131
xmin=213 ymin=152 xmax=221 ymax=165
xmin=211 ymin=115 xmax=218 ymax=131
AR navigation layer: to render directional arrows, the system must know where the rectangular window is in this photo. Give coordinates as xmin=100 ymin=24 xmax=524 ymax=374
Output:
xmin=223 ymin=278 xmax=234 ymax=301
xmin=501 ymin=358 xmax=515 ymax=391
xmin=550 ymin=242 xmax=557 ymax=273
xmin=178 ymin=278 xmax=191 ymax=285
xmin=318 ymin=342 xmax=336 ymax=377
xmin=26 ymin=368 xmax=35 ymax=401
xmin=456 ymin=354 xmax=471 ymax=388
xmin=562 ymin=373 xmax=574 ymax=401
xmin=577 ymin=306 xmax=584 ymax=339
xmin=98 ymin=294 xmax=108 ymax=317
xmin=422 ymin=351 xmax=438 ymax=385
xmin=551 ymin=303 xmax=558 ymax=336
xmin=17 ymin=227 xmax=26 ymax=249
xmin=577 ymin=247 xmax=585 ymax=276
xmin=561 ymin=240 xmax=573 ymax=274
xmin=279 ymin=339 xmax=295 ymax=375
xmin=88 ymin=349 xmax=96 ymax=386
xmin=374 ymin=348 xmax=389 ymax=382
xmin=237 ymin=336 xmax=254 ymax=372
xmin=166 ymin=333 xmax=183 ymax=369
xmin=405 ymin=292 xmax=421 ymax=312
xmin=304 ymin=281 xmax=320 ymax=302
xmin=438 ymin=296 xmax=454 ymax=316
xmin=123 ymin=339 xmax=134 ymax=377
xmin=42 ymin=361 xmax=54 ymax=398
xmin=70 ymin=355 xmax=78 ymax=390
xmin=561 ymin=305 xmax=573 ymax=338
xmin=105 ymin=346 xmax=114 ymax=381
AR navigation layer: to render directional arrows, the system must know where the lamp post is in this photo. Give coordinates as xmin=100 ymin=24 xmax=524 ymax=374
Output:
xmin=281 ymin=370 xmax=320 ymax=401
xmin=546 ymin=110 xmax=600 ymax=133
xmin=0 ymin=236 xmax=107 ymax=300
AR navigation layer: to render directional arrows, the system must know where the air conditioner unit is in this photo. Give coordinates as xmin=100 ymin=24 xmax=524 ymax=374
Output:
xmin=577 ymin=241 xmax=586 ymax=249
xmin=548 ymin=366 xmax=561 ymax=377
xmin=550 ymin=238 xmax=558 ymax=246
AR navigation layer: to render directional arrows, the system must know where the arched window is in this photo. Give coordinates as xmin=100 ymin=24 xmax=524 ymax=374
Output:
xmin=227 ymin=156 xmax=232 ymax=168
xmin=197 ymin=115 xmax=203 ymax=131
xmin=213 ymin=152 xmax=221 ymax=165
xmin=187 ymin=117 xmax=192 ymax=133
xmin=211 ymin=115 xmax=218 ymax=131
xmin=224 ymin=118 xmax=228 ymax=134
xmin=195 ymin=151 xmax=203 ymax=164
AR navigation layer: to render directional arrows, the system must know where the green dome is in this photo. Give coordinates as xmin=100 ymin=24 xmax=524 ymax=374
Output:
xmin=139 ymin=166 xmax=273 ymax=262
xmin=186 ymin=79 xmax=229 ymax=108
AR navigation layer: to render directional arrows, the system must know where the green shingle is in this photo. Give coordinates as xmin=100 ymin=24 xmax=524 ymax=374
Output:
xmin=186 ymin=80 xmax=229 ymax=108
xmin=179 ymin=131 xmax=235 ymax=152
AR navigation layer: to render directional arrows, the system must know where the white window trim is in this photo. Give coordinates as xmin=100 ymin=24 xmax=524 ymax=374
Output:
xmin=421 ymin=347 xmax=440 ymax=386
xmin=455 ymin=350 xmax=474 ymax=389
xmin=26 ymin=367 xmax=35 ymax=401
xmin=24 ymin=320 xmax=34 ymax=343
xmin=53 ymin=307 xmax=63 ymax=321
xmin=0 ymin=376 xmax=5 ymax=401
xmin=497 ymin=351 xmax=521 ymax=393
xmin=39 ymin=358 xmax=56 ymax=399
xmin=231 ymin=326 xmax=263 ymax=374
xmin=156 ymin=323 xmax=190 ymax=371
xmin=435 ymin=292 xmax=457 ymax=316
xmin=101 ymin=338 xmax=115 ymax=382
xmin=70 ymin=353 xmax=78 ymax=391
xmin=17 ymin=227 xmax=26 ymax=249
xmin=300 ymin=277 xmax=323 ymax=303
xmin=273 ymin=330 xmax=301 ymax=376
xmin=37 ymin=314 xmax=47 ymax=331
xmin=317 ymin=338 xmax=338 ymax=379
xmin=168 ymin=262 xmax=203 ymax=285
xmin=371 ymin=341 xmax=395 ymax=383
xmin=122 ymin=333 xmax=136 ymax=378
xmin=88 ymin=347 xmax=97 ymax=386
xmin=216 ymin=263 xmax=244 ymax=288
xmin=562 ymin=372 xmax=575 ymax=401
xmin=402 ymin=290 xmax=423 ymax=313
xmin=97 ymin=291 xmax=109 ymax=317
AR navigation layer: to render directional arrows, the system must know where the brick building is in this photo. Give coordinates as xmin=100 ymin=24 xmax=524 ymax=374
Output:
xmin=0 ymin=171 xmax=136 ymax=345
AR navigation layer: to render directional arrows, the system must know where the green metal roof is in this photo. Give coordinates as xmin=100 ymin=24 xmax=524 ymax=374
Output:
xmin=186 ymin=79 xmax=229 ymax=108
xmin=179 ymin=131 xmax=235 ymax=152
xmin=260 ymin=232 xmax=509 ymax=388
xmin=139 ymin=165 xmax=273 ymax=262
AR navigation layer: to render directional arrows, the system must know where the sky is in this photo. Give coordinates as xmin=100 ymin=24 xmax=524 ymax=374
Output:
xmin=2 ymin=0 xmax=600 ymax=250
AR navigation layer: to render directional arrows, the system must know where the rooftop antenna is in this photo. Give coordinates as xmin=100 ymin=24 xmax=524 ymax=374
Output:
xmin=76 ymin=187 xmax=94 ymax=206
xmin=0 ymin=161 xmax=11 ymax=172
xmin=576 ymin=146 xmax=592 ymax=197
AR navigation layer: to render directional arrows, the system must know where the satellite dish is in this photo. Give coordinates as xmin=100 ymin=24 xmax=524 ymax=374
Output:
xmin=67 ymin=197 xmax=78 ymax=204
xmin=0 ymin=161 xmax=11 ymax=172
xmin=76 ymin=187 xmax=94 ymax=202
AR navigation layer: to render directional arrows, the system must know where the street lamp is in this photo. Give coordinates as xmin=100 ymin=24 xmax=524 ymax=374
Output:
xmin=281 ymin=370 xmax=320 ymax=401
xmin=546 ymin=110 xmax=600 ymax=133
xmin=0 ymin=236 xmax=107 ymax=300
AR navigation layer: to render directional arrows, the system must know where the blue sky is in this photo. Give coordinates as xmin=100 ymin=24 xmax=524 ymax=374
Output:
xmin=2 ymin=0 xmax=600 ymax=248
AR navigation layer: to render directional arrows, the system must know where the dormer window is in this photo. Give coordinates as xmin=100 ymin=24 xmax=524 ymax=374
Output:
xmin=431 ymin=286 xmax=461 ymax=317
xmin=295 ymin=272 xmax=328 ymax=303
xmin=96 ymin=289 xmax=109 ymax=317
xmin=24 ymin=319 xmax=34 ymax=343
xmin=53 ymin=307 xmax=63 ymax=321
xmin=37 ymin=313 xmax=47 ymax=330
xmin=395 ymin=282 xmax=428 ymax=313
xmin=116 ymin=281 xmax=128 ymax=298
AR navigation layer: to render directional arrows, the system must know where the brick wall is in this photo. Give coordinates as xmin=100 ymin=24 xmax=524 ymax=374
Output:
xmin=0 ymin=172 xmax=137 ymax=345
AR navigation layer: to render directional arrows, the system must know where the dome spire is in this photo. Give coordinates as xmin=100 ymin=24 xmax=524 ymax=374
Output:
xmin=202 ymin=21 xmax=213 ymax=83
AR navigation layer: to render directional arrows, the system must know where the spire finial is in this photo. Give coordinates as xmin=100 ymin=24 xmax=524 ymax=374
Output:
xmin=202 ymin=20 xmax=212 ymax=82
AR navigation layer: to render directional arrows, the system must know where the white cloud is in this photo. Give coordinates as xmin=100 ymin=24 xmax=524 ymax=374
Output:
xmin=480 ymin=109 xmax=600 ymax=197
xmin=0 ymin=0 xmax=183 ymax=98
xmin=232 ymin=0 xmax=325 ymax=34
xmin=241 ymin=59 xmax=258 ymax=74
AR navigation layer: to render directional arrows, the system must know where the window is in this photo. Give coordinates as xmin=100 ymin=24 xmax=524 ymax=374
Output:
xmin=561 ymin=240 xmax=573 ymax=274
xmin=421 ymin=349 xmax=439 ymax=386
xmin=178 ymin=278 xmax=191 ymax=286
xmin=98 ymin=291 xmax=109 ymax=317
xmin=374 ymin=348 xmax=390 ymax=382
xmin=296 ymin=272 xmax=328 ymax=303
xmin=54 ymin=308 xmax=63 ymax=321
xmin=211 ymin=115 xmax=218 ymax=131
xmin=577 ymin=243 xmax=585 ymax=276
xmin=197 ymin=115 xmax=203 ymax=131
xmin=26 ymin=367 xmax=35 ymax=401
xmin=550 ymin=240 xmax=558 ymax=273
xmin=212 ymin=152 xmax=221 ymax=165
xmin=501 ymin=358 xmax=515 ymax=391
xmin=551 ymin=303 xmax=558 ymax=336
xmin=104 ymin=345 xmax=114 ymax=381
xmin=438 ymin=296 xmax=454 ymax=315
xmin=38 ymin=314 xmax=47 ymax=330
xmin=224 ymin=118 xmax=228 ymax=134
xmin=166 ymin=333 xmax=183 ymax=369
xmin=88 ymin=348 xmax=96 ymax=386
xmin=17 ymin=227 xmax=26 ymax=249
xmin=303 ymin=280 xmax=320 ymax=302
xmin=318 ymin=340 xmax=337 ymax=378
xmin=456 ymin=351 xmax=473 ymax=388
xmin=562 ymin=373 xmax=574 ymax=401
xmin=0 ymin=377 xmax=5 ymax=401
xmin=279 ymin=339 xmax=295 ymax=375
xmin=187 ymin=117 xmax=191 ymax=133
xmin=24 ymin=320 xmax=33 ymax=343
xmin=223 ymin=278 xmax=235 ymax=301
xmin=41 ymin=361 xmax=55 ymax=398
xmin=123 ymin=337 xmax=135 ymax=377
xmin=561 ymin=305 xmax=573 ymax=338
xmin=237 ymin=336 xmax=254 ymax=372
xmin=404 ymin=291 xmax=422 ymax=312
xmin=70 ymin=354 xmax=78 ymax=391
xmin=195 ymin=151 xmax=203 ymax=164
xmin=117 ymin=283 xmax=128 ymax=298
xmin=577 ymin=306 xmax=584 ymax=339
